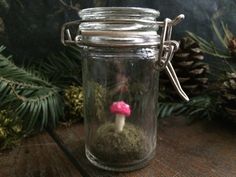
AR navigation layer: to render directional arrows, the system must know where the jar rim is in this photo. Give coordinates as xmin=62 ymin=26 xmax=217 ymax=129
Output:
xmin=79 ymin=7 xmax=160 ymax=19
xmin=77 ymin=7 xmax=161 ymax=47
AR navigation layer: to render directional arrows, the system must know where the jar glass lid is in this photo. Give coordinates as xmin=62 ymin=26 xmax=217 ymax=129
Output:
xmin=78 ymin=7 xmax=161 ymax=47
xmin=79 ymin=7 xmax=160 ymax=21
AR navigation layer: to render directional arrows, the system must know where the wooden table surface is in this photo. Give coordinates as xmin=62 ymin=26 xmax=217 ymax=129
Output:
xmin=0 ymin=117 xmax=235 ymax=177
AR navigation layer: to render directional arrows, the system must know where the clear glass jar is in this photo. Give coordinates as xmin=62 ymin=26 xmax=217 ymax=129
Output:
xmin=62 ymin=7 xmax=188 ymax=172
xmin=83 ymin=46 xmax=159 ymax=171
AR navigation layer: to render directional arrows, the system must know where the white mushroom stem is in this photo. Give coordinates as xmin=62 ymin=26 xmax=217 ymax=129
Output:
xmin=115 ymin=114 xmax=125 ymax=132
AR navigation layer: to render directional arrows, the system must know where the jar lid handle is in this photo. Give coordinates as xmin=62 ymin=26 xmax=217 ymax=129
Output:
xmin=166 ymin=62 xmax=190 ymax=101
xmin=60 ymin=13 xmax=189 ymax=101
xmin=157 ymin=14 xmax=189 ymax=101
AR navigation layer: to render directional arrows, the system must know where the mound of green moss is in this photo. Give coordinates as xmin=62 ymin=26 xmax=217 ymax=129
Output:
xmin=91 ymin=123 xmax=149 ymax=163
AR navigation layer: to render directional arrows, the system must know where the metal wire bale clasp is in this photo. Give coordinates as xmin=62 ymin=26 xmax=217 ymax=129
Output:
xmin=60 ymin=14 xmax=189 ymax=101
xmin=157 ymin=15 xmax=184 ymax=69
xmin=157 ymin=14 xmax=189 ymax=101
xmin=61 ymin=20 xmax=82 ymax=46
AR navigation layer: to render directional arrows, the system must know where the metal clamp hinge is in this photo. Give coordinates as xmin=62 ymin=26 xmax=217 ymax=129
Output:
xmin=157 ymin=14 xmax=189 ymax=101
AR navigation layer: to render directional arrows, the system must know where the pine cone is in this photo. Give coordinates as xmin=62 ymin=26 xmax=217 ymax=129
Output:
xmin=160 ymin=36 xmax=209 ymax=99
xmin=221 ymin=72 xmax=236 ymax=122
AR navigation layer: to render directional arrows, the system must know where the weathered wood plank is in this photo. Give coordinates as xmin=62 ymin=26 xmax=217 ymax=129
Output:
xmin=54 ymin=117 xmax=236 ymax=177
xmin=0 ymin=131 xmax=82 ymax=177
xmin=0 ymin=117 xmax=235 ymax=177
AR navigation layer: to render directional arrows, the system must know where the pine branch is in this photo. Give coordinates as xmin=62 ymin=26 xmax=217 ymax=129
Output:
xmin=212 ymin=20 xmax=228 ymax=48
xmin=159 ymin=96 xmax=219 ymax=121
xmin=0 ymin=46 xmax=64 ymax=133
xmin=38 ymin=47 xmax=82 ymax=88
xmin=187 ymin=19 xmax=236 ymax=60
xmin=187 ymin=31 xmax=231 ymax=59
xmin=158 ymin=102 xmax=182 ymax=119
xmin=176 ymin=96 xmax=218 ymax=120
xmin=221 ymin=22 xmax=233 ymax=42
xmin=0 ymin=52 xmax=53 ymax=87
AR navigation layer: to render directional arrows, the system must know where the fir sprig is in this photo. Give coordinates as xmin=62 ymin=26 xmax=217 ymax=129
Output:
xmin=159 ymin=95 xmax=218 ymax=120
xmin=187 ymin=31 xmax=231 ymax=59
xmin=187 ymin=20 xmax=235 ymax=59
xmin=38 ymin=47 xmax=82 ymax=88
xmin=158 ymin=102 xmax=182 ymax=119
xmin=0 ymin=46 xmax=63 ymax=133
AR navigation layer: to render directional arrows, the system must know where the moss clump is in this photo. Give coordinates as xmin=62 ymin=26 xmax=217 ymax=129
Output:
xmin=91 ymin=123 xmax=148 ymax=163
xmin=64 ymin=85 xmax=84 ymax=120
xmin=0 ymin=109 xmax=22 ymax=150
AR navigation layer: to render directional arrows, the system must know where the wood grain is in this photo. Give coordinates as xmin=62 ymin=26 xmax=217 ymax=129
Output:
xmin=0 ymin=131 xmax=82 ymax=177
xmin=54 ymin=117 xmax=236 ymax=177
xmin=0 ymin=117 xmax=235 ymax=177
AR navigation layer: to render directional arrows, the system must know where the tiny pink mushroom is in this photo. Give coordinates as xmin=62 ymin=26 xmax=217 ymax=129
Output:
xmin=110 ymin=101 xmax=131 ymax=132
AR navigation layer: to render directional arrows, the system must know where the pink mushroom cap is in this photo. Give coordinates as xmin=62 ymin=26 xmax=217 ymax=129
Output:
xmin=110 ymin=101 xmax=131 ymax=117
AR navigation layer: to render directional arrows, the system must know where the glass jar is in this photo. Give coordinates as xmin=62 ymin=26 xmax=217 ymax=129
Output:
xmin=61 ymin=7 xmax=189 ymax=172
